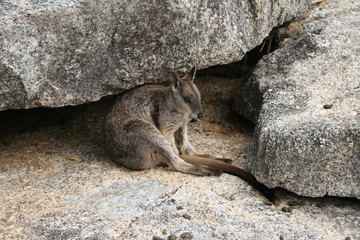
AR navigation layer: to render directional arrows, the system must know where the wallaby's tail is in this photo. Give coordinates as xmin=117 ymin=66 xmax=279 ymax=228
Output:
xmin=180 ymin=154 xmax=281 ymax=206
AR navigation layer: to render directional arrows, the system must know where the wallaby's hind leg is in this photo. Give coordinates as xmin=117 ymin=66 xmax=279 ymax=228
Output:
xmin=160 ymin=145 xmax=221 ymax=176
xmin=110 ymin=119 xmax=220 ymax=176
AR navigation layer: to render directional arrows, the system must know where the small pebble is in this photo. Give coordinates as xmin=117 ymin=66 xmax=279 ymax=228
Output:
xmin=350 ymin=111 xmax=358 ymax=116
xmin=168 ymin=234 xmax=177 ymax=240
xmin=306 ymin=52 xmax=316 ymax=58
xmin=323 ymin=104 xmax=333 ymax=109
xmin=280 ymin=235 xmax=285 ymax=240
xmin=170 ymin=199 xmax=176 ymax=203
xmin=281 ymin=207 xmax=292 ymax=213
xmin=345 ymin=237 xmax=351 ymax=240
xmin=153 ymin=236 xmax=164 ymax=240
xmin=162 ymin=229 xmax=167 ymax=235
xmin=182 ymin=213 xmax=191 ymax=220
xmin=180 ymin=232 xmax=193 ymax=239
xmin=176 ymin=206 xmax=184 ymax=210
xmin=67 ymin=155 xmax=82 ymax=162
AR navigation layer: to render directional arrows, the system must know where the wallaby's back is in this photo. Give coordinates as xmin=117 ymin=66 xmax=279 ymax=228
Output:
xmin=107 ymin=84 xmax=166 ymax=126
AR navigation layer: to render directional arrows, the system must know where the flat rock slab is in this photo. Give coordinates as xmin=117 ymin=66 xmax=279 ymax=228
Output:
xmin=233 ymin=0 xmax=360 ymax=199
xmin=1 ymin=76 xmax=359 ymax=239
xmin=0 ymin=0 xmax=308 ymax=110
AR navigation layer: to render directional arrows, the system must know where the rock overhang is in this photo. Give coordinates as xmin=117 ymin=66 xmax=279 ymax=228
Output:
xmin=0 ymin=0 xmax=309 ymax=111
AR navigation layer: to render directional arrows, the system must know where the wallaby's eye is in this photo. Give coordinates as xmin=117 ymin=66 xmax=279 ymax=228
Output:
xmin=183 ymin=97 xmax=192 ymax=104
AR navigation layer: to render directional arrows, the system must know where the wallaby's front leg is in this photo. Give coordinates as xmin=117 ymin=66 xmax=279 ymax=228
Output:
xmin=162 ymin=129 xmax=180 ymax=155
xmin=174 ymin=125 xmax=195 ymax=155
xmin=175 ymin=126 xmax=232 ymax=163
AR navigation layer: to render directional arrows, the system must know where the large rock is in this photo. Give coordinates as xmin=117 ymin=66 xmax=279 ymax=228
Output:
xmin=1 ymin=78 xmax=359 ymax=239
xmin=233 ymin=0 xmax=360 ymax=198
xmin=0 ymin=0 xmax=308 ymax=110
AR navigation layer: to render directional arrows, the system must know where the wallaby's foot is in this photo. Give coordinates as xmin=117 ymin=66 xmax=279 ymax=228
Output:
xmin=169 ymin=162 xmax=222 ymax=176
xmin=164 ymin=154 xmax=222 ymax=177
xmin=196 ymin=165 xmax=223 ymax=176
xmin=196 ymin=154 xmax=233 ymax=164
xmin=178 ymin=154 xmax=221 ymax=176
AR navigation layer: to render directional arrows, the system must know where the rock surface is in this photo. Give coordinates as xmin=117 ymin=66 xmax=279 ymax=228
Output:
xmin=1 ymin=76 xmax=359 ymax=240
xmin=233 ymin=0 xmax=360 ymax=199
xmin=0 ymin=0 xmax=309 ymax=111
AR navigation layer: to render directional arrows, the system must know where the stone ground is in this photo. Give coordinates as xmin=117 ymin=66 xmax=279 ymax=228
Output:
xmin=0 ymin=75 xmax=359 ymax=240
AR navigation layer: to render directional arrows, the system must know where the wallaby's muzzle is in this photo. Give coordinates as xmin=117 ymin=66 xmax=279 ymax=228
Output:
xmin=190 ymin=113 xmax=203 ymax=122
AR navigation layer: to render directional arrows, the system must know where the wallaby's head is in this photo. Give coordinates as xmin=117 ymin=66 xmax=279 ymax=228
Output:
xmin=169 ymin=67 xmax=203 ymax=122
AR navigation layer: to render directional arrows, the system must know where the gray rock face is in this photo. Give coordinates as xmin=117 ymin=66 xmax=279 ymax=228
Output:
xmin=0 ymin=0 xmax=308 ymax=110
xmin=1 ymin=76 xmax=359 ymax=240
xmin=233 ymin=0 xmax=360 ymax=198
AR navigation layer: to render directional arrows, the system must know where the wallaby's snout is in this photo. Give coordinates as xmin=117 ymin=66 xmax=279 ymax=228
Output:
xmin=190 ymin=112 xmax=203 ymax=122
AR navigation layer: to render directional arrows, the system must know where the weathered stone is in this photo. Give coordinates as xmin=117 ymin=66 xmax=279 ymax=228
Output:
xmin=1 ymin=75 xmax=359 ymax=240
xmin=233 ymin=0 xmax=360 ymax=199
xmin=0 ymin=0 xmax=309 ymax=111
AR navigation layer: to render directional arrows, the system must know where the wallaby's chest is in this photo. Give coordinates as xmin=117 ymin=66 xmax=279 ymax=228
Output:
xmin=152 ymin=103 xmax=188 ymax=134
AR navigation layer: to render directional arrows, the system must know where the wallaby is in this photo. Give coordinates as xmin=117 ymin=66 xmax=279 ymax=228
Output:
xmin=104 ymin=67 xmax=280 ymax=205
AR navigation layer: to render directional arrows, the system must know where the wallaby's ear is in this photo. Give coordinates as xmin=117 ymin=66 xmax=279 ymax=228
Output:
xmin=186 ymin=67 xmax=196 ymax=82
xmin=169 ymin=71 xmax=180 ymax=89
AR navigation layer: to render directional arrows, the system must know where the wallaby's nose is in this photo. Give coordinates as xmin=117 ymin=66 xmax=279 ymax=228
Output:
xmin=197 ymin=113 xmax=203 ymax=119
